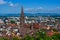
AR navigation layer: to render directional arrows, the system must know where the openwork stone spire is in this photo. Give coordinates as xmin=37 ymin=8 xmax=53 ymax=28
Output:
xmin=20 ymin=6 xmax=25 ymax=27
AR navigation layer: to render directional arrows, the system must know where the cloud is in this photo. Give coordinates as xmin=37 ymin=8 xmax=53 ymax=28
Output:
xmin=35 ymin=7 xmax=44 ymax=11
xmin=25 ymin=8 xmax=34 ymax=12
xmin=56 ymin=7 xmax=60 ymax=9
xmin=37 ymin=7 xmax=43 ymax=10
xmin=9 ymin=2 xmax=14 ymax=7
xmin=24 ymin=7 xmax=60 ymax=13
xmin=8 ymin=1 xmax=19 ymax=7
xmin=25 ymin=8 xmax=33 ymax=11
xmin=47 ymin=7 xmax=60 ymax=13
xmin=0 ymin=0 xmax=6 ymax=4
xmin=0 ymin=0 xmax=18 ymax=7
xmin=25 ymin=7 xmax=44 ymax=12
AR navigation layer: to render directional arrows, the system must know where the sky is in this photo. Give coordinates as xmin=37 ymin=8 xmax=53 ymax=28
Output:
xmin=0 ymin=0 xmax=60 ymax=14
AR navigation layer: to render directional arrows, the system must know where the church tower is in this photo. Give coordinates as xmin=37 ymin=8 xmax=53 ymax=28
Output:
xmin=20 ymin=6 xmax=25 ymax=27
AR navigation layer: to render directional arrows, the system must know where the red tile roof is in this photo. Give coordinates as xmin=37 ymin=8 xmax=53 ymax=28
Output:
xmin=9 ymin=24 xmax=17 ymax=27
xmin=47 ymin=31 xmax=54 ymax=36
xmin=33 ymin=23 xmax=40 ymax=29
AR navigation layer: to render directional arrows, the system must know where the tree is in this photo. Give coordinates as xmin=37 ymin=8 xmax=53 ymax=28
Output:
xmin=10 ymin=20 xmax=15 ymax=24
xmin=12 ymin=36 xmax=22 ymax=40
xmin=23 ymin=35 xmax=35 ymax=40
xmin=0 ymin=37 xmax=4 ymax=40
xmin=0 ymin=37 xmax=10 ymax=40
xmin=35 ymin=29 xmax=48 ymax=40
xmin=51 ymin=33 xmax=60 ymax=40
xmin=52 ymin=29 xmax=58 ymax=32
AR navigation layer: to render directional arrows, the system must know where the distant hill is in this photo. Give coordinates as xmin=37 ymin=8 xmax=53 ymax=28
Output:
xmin=0 ymin=13 xmax=60 ymax=17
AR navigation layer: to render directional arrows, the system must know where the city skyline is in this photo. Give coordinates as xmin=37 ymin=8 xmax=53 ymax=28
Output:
xmin=0 ymin=0 xmax=60 ymax=39
xmin=0 ymin=0 xmax=60 ymax=13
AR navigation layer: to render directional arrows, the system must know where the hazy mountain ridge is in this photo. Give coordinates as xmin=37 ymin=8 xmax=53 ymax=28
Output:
xmin=0 ymin=13 xmax=60 ymax=17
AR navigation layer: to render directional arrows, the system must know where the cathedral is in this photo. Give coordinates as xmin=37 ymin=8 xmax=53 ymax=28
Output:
xmin=19 ymin=6 xmax=40 ymax=37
